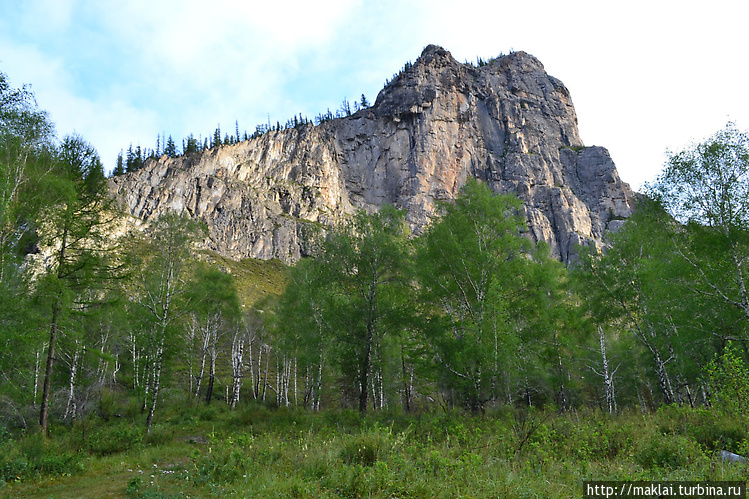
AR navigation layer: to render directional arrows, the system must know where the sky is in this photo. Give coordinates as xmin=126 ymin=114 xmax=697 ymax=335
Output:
xmin=1 ymin=0 xmax=747 ymax=191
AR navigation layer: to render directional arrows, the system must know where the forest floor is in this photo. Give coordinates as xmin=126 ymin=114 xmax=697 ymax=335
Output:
xmin=2 ymin=402 xmax=748 ymax=498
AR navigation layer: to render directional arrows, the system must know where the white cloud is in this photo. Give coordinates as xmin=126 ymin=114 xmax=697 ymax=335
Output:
xmin=1 ymin=0 xmax=747 ymax=186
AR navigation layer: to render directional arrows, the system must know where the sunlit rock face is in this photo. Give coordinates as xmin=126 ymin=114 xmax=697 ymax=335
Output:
xmin=110 ymin=45 xmax=633 ymax=264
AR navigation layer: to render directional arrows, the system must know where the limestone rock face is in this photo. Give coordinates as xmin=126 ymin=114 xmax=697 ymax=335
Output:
xmin=110 ymin=45 xmax=633 ymax=264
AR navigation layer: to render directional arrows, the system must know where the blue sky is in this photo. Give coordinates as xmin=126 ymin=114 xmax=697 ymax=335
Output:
xmin=1 ymin=0 xmax=747 ymax=190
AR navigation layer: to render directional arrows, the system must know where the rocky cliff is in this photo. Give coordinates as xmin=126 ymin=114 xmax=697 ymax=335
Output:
xmin=110 ymin=45 xmax=633 ymax=264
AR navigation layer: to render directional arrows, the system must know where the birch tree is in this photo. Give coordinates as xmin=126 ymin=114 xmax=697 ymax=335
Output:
xmin=416 ymin=179 xmax=541 ymax=411
xmin=275 ymin=206 xmax=410 ymax=413
xmin=647 ymin=123 xmax=749 ymax=339
xmin=188 ymin=265 xmax=240 ymax=404
xmin=573 ymin=199 xmax=716 ymax=406
xmin=129 ymin=212 xmax=204 ymax=432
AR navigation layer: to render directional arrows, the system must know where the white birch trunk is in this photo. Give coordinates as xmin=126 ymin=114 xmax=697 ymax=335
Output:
xmin=33 ymin=342 xmax=47 ymax=409
xmin=229 ymin=330 xmax=245 ymax=408
xmin=64 ymin=342 xmax=82 ymax=421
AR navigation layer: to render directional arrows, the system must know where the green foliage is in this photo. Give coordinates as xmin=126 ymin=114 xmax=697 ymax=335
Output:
xmin=643 ymin=123 xmax=749 ymax=342
xmin=573 ymin=197 xmax=721 ymax=407
xmin=649 ymin=122 xmax=749 ymax=229
xmin=276 ymin=205 xmax=412 ymax=413
xmin=416 ymin=179 xmax=574 ymax=410
xmin=655 ymin=404 xmax=748 ymax=453
xmin=0 ymin=433 xmax=84 ymax=483
xmin=8 ymin=404 xmax=749 ymax=496
xmin=635 ymin=433 xmax=707 ymax=470
xmin=706 ymin=342 xmax=749 ymax=417
xmin=5 ymin=66 xmax=749 ymax=498
xmin=86 ymin=423 xmax=143 ymax=456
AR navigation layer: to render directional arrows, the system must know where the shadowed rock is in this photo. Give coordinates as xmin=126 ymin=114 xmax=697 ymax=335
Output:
xmin=111 ymin=45 xmax=633 ymax=264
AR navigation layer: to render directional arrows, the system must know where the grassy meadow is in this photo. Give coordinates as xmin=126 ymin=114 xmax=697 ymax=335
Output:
xmin=2 ymin=401 xmax=748 ymax=498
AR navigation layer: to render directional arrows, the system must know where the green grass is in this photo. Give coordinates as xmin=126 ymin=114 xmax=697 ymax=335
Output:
xmin=3 ymin=403 xmax=748 ymax=498
xmin=202 ymin=252 xmax=290 ymax=308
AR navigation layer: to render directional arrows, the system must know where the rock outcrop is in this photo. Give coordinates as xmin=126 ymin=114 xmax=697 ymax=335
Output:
xmin=110 ymin=45 xmax=633 ymax=264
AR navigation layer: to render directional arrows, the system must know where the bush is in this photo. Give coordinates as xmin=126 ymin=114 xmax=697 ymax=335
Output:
xmin=339 ymin=427 xmax=391 ymax=466
xmin=707 ymin=342 xmax=749 ymax=417
xmin=87 ymin=423 xmax=143 ymax=455
xmin=635 ymin=433 xmax=706 ymax=470
xmin=656 ymin=405 xmax=747 ymax=453
xmin=0 ymin=433 xmax=84 ymax=483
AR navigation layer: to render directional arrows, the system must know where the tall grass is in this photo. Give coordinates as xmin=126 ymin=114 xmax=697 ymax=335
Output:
xmin=3 ymin=402 xmax=748 ymax=498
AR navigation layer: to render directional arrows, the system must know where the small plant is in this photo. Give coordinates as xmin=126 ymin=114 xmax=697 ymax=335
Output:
xmin=635 ymin=433 xmax=706 ymax=470
xmin=87 ymin=424 xmax=143 ymax=456
xmin=706 ymin=342 xmax=749 ymax=417
xmin=339 ymin=427 xmax=391 ymax=466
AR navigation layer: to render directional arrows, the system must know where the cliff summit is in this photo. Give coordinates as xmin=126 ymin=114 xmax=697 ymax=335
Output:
xmin=111 ymin=45 xmax=633 ymax=263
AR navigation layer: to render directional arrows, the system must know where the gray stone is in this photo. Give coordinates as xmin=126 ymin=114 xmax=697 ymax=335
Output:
xmin=110 ymin=45 xmax=634 ymax=264
xmin=720 ymin=450 xmax=747 ymax=464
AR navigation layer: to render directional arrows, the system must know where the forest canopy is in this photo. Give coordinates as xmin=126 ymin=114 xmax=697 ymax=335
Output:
xmin=1 ymin=69 xmax=748 ymax=445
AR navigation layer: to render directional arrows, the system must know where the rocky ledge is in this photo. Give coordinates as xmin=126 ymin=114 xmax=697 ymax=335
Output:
xmin=110 ymin=45 xmax=633 ymax=264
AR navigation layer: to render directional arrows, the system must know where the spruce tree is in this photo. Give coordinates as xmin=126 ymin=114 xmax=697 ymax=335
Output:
xmin=164 ymin=135 xmax=177 ymax=157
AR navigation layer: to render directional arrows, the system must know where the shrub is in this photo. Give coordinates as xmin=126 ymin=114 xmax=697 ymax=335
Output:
xmin=635 ymin=434 xmax=706 ymax=470
xmin=706 ymin=342 xmax=749 ymax=417
xmin=339 ymin=427 xmax=391 ymax=466
xmin=1 ymin=433 xmax=84 ymax=483
xmin=87 ymin=424 xmax=143 ymax=455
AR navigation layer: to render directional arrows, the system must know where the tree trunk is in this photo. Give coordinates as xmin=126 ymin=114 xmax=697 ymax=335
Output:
xmin=64 ymin=342 xmax=82 ymax=421
xmin=553 ymin=332 xmax=569 ymax=412
xmin=194 ymin=330 xmax=209 ymax=398
xmin=402 ymin=349 xmax=411 ymax=412
xmin=247 ymin=338 xmax=256 ymax=400
xmin=358 ymin=330 xmax=373 ymax=414
xmin=598 ymin=327 xmax=616 ymax=414
xmin=205 ymin=342 xmax=216 ymax=404
xmin=262 ymin=345 xmax=270 ymax=402
xmin=40 ymin=299 xmax=60 ymax=435
xmin=33 ymin=342 xmax=46 ymax=409
xmin=315 ymin=355 xmax=324 ymax=411
xmin=145 ymin=342 xmax=164 ymax=433
xmin=653 ymin=350 xmax=675 ymax=405
xmin=229 ymin=331 xmax=245 ymax=409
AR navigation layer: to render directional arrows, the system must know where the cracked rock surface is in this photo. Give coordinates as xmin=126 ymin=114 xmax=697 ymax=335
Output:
xmin=111 ymin=45 xmax=633 ymax=264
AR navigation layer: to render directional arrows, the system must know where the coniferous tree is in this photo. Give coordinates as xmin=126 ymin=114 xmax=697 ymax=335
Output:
xmin=125 ymin=144 xmax=135 ymax=173
xmin=38 ymin=134 xmax=119 ymax=434
xmin=212 ymin=125 xmax=221 ymax=148
xmin=112 ymin=150 xmax=125 ymax=176
xmin=184 ymin=134 xmax=199 ymax=155
xmin=164 ymin=135 xmax=177 ymax=157
xmin=134 ymin=145 xmax=143 ymax=171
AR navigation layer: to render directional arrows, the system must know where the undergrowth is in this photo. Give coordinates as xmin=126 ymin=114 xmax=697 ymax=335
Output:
xmin=2 ymin=403 xmax=748 ymax=498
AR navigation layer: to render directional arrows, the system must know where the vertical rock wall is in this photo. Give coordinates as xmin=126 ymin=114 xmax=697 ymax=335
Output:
xmin=111 ymin=45 xmax=633 ymax=264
